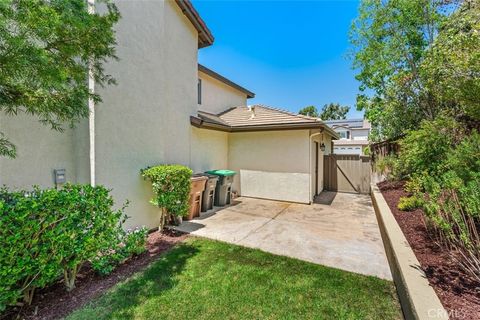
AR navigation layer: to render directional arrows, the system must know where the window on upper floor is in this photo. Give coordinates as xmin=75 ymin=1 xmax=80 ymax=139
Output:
xmin=197 ymin=79 xmax=202 ymax=105
xmin=337 ymin=130 xmax=350 ymax=139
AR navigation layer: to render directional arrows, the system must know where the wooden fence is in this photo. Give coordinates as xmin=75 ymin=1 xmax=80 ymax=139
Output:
xmin=323 ymin=154 xmax=372 ymax=194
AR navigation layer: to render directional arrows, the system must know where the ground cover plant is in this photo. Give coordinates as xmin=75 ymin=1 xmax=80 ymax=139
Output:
xmin=67 ymin=238 xmax=402 ymax=320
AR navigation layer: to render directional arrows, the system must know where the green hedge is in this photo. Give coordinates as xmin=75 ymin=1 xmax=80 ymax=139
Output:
xmin=141 ymin=164 xmax=192 ymax=229
xmin=0 ymin=184 xmax=128 ymax=310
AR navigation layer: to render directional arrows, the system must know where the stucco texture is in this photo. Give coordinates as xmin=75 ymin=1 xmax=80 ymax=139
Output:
xmin=198 ymin=71 xmax=247 ymax=115
xmin=0 ymin=113 xmax=77 ymax=188
xmin=227 ymin=130 xmax=311 ymax=203
xmin=94 ymin=0 xmax=199 ymax=229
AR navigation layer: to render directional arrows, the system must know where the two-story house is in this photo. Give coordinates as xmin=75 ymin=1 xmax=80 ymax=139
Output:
xmin=0 ymin=0 xmax=338 ymax=229
xmin=324 ymin=119 xmax=370 ymax=155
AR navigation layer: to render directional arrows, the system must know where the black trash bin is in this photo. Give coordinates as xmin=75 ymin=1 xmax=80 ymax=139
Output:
xmin=200 ymin=173 xmax=219 ymax=212
xmin=205 ymin=170 xmax=237 ymax=207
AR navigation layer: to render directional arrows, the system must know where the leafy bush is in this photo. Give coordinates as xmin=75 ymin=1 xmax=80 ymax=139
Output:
xmin=398 ymin=122 xmax=480 ymax=281
xmin=0 ymin=184 xmax=127 ymax=310
xmin=397 ymin=196 xmax=423 ymax=211
xmin=375 ymin=155 xmax=401 ymax=181
xmin=397 ymin=117 xmax=464 ymax=179
xmin=123 ymin=227 xmax=149 ymax=256
xmin=91 ymin=227 xmax=148 ymax=276
xmin=141 ymin=165 xmax=192 ymax=229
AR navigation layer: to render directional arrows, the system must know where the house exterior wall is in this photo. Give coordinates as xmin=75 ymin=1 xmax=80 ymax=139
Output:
xmin=334 ymin=145 xmax=363 ymax=155
xmin=198 ymin=71 xmax=247 ymax=114
xmin=228 ymin=130 xmax=311 ymax=203
xmin=94 ymin=0 xmax=198 ymax=229
xmin=352 ymin=129 xmax=369 ymax=140
xmin=190 ymin=127 xmax=228 ymax=173
xmin=0 ymin=113 xmax=77 ymax=188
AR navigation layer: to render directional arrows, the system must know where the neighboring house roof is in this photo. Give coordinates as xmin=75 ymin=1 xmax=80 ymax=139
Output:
xmin=198 ymin=64 xmax=255 ymax=98
xmin=191 ymin=105 xmax=339 ymax=137
xmin=333 ymin=140 xmax=370 ymax=146
xmin=324 ymin=119 xmax=370 ymax=130
xmin=175 ymin=0 xmax=214 ymax=48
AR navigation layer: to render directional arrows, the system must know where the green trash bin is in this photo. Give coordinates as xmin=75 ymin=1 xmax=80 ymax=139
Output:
xmin=205 ymin=170 xmax=237 ymax=207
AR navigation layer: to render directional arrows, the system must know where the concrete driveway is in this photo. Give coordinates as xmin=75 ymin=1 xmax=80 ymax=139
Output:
xmin=174 ymin=192 xmax=392 ymax=280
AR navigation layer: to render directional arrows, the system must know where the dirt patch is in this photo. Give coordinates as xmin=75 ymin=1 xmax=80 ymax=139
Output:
xmin=378 ymin=181 xmax=480 ymax=320
xmin=3 ymin=229 xmax=187 ymax=320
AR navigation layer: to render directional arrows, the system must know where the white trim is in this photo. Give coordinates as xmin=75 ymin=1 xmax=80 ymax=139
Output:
xmin=309 ymin=132 xmax=321 ymax=203
xmin=88 ymin=0 xmax=95 ymax=187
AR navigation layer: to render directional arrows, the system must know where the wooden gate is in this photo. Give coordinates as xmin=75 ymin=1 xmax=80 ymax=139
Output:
xmin=323 ymin=154 xmax=371 ymax=194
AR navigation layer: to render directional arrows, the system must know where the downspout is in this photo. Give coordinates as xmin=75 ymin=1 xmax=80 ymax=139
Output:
xmin=88 ymin=0 xmax=95 ymax=186
xmin=309 ymin=131 xmax=321 ymax=204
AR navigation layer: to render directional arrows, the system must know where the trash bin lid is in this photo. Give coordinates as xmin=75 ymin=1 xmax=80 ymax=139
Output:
xmin=191 ymin=173 xmax=208 ymax=181
xmin=202 ymin=173 xmax=220 ymax=180
xmin=205 ymin=169 xmax=237 ymax=176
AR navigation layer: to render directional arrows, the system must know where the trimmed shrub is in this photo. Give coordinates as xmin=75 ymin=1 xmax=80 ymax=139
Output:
xmin=141 ymin=164 xmax=192 ymax=229
xmin=0 ymin=184 xmax=127 ymax=310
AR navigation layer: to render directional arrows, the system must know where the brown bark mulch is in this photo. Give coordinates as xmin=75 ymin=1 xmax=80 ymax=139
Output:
xmin=378 ymin=181 xmax=480 ymax=320
xmin=2 ymin=229 xmax=187 ymax=320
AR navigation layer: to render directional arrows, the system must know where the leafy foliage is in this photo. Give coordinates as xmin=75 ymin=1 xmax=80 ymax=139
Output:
xmin=350 ymin=0 xmax=466 ymax=140
xmin=397 ymin=116 xmax=464 ymax=178
xmin=91 ymin=227 xmax=148 ymax=276
xmin=319 ymin=103 xmax=350 ymax=120
xmin=299 ymin=103 xmax=350 ymax=120
xmin=0 ymin=0 xmax=120 ymax=157
xmin=141 ymin=165 xmax=192 ymax=230
xmin=0 ymin=184 xmax=127 ymax=310
xmin=397 ymin=196 xmax=423 ymax=211
xmin=395 ymin=119 xmax=480 ymax=281
xmin=421 ymin=0 xmax=480 ymax=121
xmin=298 ymin=105 xmax=319 ymax=117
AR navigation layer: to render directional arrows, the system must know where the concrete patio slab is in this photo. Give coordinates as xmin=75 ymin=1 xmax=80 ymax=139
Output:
xmin=174 ymin=192 xmax=392 ymax=280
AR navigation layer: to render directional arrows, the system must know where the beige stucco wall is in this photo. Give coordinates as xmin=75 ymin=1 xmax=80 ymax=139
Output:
xmin=94 ymin=0 xmax=198 ymax=229
xmin=198 ymin=71 xmax=248 ymax=114
xmin=228 ymin=130 xmax=311 ymax=203
xmin=0 ymin=113 xmax=77 ymax=189
xmin=190 ymin=128 xmax=228 ymax=173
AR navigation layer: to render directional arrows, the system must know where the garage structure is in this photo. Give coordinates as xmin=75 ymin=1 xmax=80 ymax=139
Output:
xmin=191 ymin=105 xmax=339 ymax=203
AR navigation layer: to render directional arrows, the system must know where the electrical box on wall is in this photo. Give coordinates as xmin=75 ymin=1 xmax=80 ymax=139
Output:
xmin=54 ymin=169 xmax=66 ymax=185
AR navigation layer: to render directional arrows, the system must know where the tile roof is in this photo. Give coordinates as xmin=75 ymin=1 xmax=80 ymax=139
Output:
xmin=217 ymin=105 xmax=320 ymax=127
xmin=192 ymin=105 xmax=339 ymax=138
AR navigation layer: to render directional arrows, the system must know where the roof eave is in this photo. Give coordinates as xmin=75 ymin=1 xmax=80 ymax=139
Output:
xmin=175 ymin=0 xmax=214 ymax=48
xmin=191 ymin=116 xmax=339 ymax=135
xmin=198 ymin=64 xmax=255 ymax=98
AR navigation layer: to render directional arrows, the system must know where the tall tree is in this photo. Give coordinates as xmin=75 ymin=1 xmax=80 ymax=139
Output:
xmin=350 ymin=0 xmax=461 ymax=140
xmin=298 ymin=105 xmax=319 ymax=117
xmin=319 ymin=103 xmax=350 ymax=120
xmin=421 ymin=0 xmax=480 ymax=122
xmin=0 ymin=0 xmax=120 ymax=157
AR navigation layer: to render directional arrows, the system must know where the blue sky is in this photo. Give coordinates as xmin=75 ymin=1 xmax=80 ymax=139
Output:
xmin=193 ymin=0 xmax=364 ymax=119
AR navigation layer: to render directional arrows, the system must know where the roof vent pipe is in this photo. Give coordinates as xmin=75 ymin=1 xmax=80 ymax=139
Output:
xmin=248 ymin=105 xmax=256 ymax=119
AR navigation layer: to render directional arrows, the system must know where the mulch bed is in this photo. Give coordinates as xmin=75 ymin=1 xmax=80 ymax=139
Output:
xmin=2 ymin=229 xmax=187 ymax=320
xmin=378 ymin=181 xmax=480 ymax=320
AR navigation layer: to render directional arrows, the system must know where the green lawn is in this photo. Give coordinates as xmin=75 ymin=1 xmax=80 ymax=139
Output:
xmin=67 ymin=238 xmax=401 ymax=320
